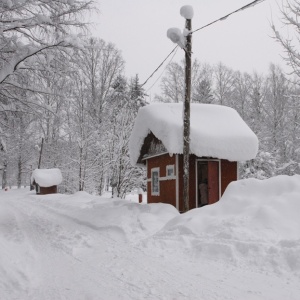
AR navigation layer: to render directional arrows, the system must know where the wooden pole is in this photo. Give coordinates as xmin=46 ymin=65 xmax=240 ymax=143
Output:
xmin=183 ymin=18 xmax=192 ymax=212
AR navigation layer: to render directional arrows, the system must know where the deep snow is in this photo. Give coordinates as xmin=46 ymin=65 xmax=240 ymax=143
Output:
xmin=0 ymin=175 xmax=299 ymax=300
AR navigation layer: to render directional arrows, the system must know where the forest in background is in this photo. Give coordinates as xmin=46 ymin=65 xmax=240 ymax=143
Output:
xmin=1 ymin=0 xmax=300 ymax=197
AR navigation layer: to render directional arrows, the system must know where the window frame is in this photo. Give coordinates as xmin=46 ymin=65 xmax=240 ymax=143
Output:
xmin=151 ymin=167 xmax=160 ymax=196
xmin=166 ymin=165 xmax=175 ymax=178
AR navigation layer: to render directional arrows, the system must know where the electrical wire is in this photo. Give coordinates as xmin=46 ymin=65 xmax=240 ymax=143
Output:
xmin=141 ymin=0 xmax=266 ymax=88
xmin=192 ymin=0 xmax=266 ymax=34
xmin=141 ymin=45 xmax=178 ymax=87
xmin=145 ymin=46 xmax=179 ymax=93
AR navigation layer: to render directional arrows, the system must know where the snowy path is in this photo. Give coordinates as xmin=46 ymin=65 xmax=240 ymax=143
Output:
xmin=0 ymin=189 xmax=299 ymax=300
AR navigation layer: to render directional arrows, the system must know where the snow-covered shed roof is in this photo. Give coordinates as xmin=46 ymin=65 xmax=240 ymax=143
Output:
xmin=129 ymin=103 xmax=258 ymax=164
xmin=31 ymin=168 xmax=63 ymax=187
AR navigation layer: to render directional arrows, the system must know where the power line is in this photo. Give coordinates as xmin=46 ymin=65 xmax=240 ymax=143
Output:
xmin=145 ymin=46 xmax=179 ymax=93
xmin=141 ymin=45 xmax=178 ymax=87
xmin=141 ymin=0 xmax=266 ymax=88
xmin=192 ymin=0 xmax=266 ymax=34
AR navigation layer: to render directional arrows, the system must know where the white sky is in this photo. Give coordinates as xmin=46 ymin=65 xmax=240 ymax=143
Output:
xmin=92 ymin=0 xmax=288 ymax=96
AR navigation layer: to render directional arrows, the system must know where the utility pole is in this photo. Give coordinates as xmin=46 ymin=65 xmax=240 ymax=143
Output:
xmin=182 ymin=10 xmax=192 ymax=212
xmin=167 ymin=6 xmax=194 ymax=212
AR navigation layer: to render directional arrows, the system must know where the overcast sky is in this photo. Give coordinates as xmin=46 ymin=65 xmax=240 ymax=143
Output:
xmin=93 ymin=0 xmax=287 ymax=96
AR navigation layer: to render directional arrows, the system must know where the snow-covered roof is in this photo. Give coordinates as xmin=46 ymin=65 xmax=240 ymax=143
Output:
xmin=31 ymin=168 xmax=63 ymax=187
xmin=129 ymin=103 xmax=258 ymax=164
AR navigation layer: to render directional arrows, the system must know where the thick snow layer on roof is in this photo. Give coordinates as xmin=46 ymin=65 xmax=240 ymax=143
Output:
xmin=31 ymin=168 xmax=62 ymax=187
xmin=129 ymin=103 xmax=258 ymax=164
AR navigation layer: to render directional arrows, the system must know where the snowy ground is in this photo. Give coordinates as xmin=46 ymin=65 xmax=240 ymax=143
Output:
xmin=1 ymin=176 xmax=300 ymax=300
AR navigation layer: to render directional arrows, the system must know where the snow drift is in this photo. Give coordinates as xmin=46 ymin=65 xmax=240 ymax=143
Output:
xmin=147 ymin=175 xmax=300 ymax=275
xmin=1 ymin=175 xmax=299 ymax=299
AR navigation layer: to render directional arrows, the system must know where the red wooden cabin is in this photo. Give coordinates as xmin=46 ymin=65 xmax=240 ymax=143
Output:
xmin=129 ymin=103 xmax=258 ymax=211
xmin=31 ymin=168 xmax=62 ymax=195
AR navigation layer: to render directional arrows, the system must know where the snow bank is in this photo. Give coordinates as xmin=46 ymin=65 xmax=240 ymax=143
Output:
xmin=31 ymin=168 xmax=62 ymax=187
xmin=1 ymin=176 xmax=300 ymax=299
xmin=148 ymin=175 xmax=300 ymax=275
xmin=129 ymin=103 xmax=258 ymax=164
xmin=32 ymin=193 xmax=179 ymax=242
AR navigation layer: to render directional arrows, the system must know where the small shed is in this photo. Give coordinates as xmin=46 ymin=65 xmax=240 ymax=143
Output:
xmin=31 ymin=168 xmax=63 ymax=195
xmin=129 ymin=103 xmax=258 ymax=211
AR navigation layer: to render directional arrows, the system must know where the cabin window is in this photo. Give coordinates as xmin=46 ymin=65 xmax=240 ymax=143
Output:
xmin=166 ymin=165 xmax=175 ymax=177
xmin=151 ymin=168 xmax=160 ymax=196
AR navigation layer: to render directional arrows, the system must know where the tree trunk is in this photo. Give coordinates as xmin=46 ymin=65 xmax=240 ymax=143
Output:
xmin=79 ymin=146 xmax=83 ymax=191
xmin=2 ymin=160 xmax=7 ymax=189
xmin=17 ymin=156 xmax=22 ymax=189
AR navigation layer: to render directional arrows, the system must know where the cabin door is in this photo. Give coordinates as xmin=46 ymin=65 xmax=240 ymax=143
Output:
xmin=207 ymin=161 xmax=220 ymax=204
xmin=197 ymin=160 xmax=220 ymax=207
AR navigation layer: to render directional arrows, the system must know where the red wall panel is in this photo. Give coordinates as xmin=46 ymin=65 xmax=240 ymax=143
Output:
xmin=221 ymin=160 xmax=237 ymax=195
xmin=147 ymin=154 xmax=176 ymax=207
xmin=146 ymin=153 xmax=237 ymax=211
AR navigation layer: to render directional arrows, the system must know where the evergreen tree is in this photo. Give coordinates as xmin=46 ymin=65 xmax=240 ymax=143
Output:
xmin=109 ymin=75 xmax=146 ymax=198
xmin=192 ymin=79 xmax=214 ymax=103
xmin=129 ymin=74 xmax=148 ymax=111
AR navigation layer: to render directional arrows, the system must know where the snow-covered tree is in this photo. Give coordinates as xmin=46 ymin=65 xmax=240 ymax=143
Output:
xmin=155 ymin=60 xmax=300 ymax=179
xmin=156 ymin=59 xmax=214 ymax=104
xmin=273 ymin=0 xmax=300 ymax=78
xmin=0 ymin=0 xmax=95 ymax=188
xmin=108 ymin=75 xmax=146 ymax=198
xmin=247 ymin=72 xmax=267 ymax=137
xmin=0 ymin=0 xmax=94 ymax=87
xmin=156 ymin=62 xmax=184 ymax=103
xmin=192 ymin=62 xmax=214 ymax=104
xmin=241 ymin=151 xmax=276 ymax=179
xmin=214 ymin=63 xmax=235 ymax=106
xmin=264 ymin=64 xmax=289 ymax=154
